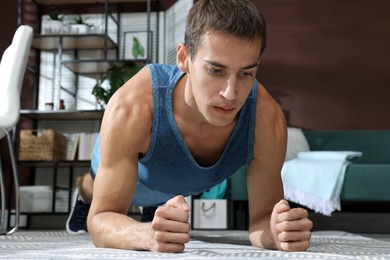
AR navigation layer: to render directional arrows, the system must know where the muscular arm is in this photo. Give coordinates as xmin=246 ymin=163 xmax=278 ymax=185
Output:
xmin=86 ymin=68 xmax=191 ymax=252
xmin=246 ymin=84 xmax=312 ymax=251
xmin=87 ymin=67 xmax=153 ymax=250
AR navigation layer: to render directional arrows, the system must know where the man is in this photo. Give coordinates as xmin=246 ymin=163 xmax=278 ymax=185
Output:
xmin=66 ymin=0 xmax=313 ymax=252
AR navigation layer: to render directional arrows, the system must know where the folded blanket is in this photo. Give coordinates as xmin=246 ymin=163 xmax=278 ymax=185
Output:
xmin=297 ymin=151 xmax=362 ymax=161
xmin=282 ymin=151 xmax=362 ymax=216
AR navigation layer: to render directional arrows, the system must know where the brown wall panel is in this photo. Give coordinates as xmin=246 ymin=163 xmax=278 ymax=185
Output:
xmin=0 ymin=0 xmax=18 ymax=53
xmin=253 ymin=0 xmax=390 ymax=130
xmin=0 ymin=0 xmax=19 ymax=209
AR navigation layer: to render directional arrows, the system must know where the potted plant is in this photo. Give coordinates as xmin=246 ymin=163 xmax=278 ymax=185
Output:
xmin=92 ymin=62 xmax=142 ymax=108
xmin=44 ymin=10 xmax=64 ymax=34
xmin=70 ymin=15 xmax=93 ymax=34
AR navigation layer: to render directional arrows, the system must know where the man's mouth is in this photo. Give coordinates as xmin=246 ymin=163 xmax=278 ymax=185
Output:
xmin=214 ymin=106 xmax=235 ymax=114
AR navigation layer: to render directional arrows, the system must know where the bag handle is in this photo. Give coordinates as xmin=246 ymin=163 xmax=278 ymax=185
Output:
xmin=201 ymin=202 xmax=216 ymax=212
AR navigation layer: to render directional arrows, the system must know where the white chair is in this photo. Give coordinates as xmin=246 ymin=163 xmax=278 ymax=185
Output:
xmin=0 ymin=25 xmax=33 ymax=235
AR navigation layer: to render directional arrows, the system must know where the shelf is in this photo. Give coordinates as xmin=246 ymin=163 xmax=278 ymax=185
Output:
xmin=62 ymin=59 xmax=146 ymax=77
xmin=32 ymin=34 xmax=117 ymax=51
xmin=18 ymin=160 xmax=91 ymax=167
xmin=20 ymin=109 xmax=104 ymax=120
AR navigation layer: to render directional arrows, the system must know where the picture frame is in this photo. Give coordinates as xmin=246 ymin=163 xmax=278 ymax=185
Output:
xmin=123 ymin=31 xmax=152 ymax=60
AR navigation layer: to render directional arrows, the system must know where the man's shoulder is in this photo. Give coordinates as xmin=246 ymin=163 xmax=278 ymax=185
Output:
xmin=109 ymin=68 xmax=154 ymax=117
xmin=255 ymin=83 xmax=286 ymax=127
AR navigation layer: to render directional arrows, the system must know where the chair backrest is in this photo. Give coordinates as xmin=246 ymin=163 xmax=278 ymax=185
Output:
xmin=0 ymin=25 xmax=33 ymax=136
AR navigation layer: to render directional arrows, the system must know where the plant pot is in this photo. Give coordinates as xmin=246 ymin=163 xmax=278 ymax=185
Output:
xmin=43 ymin=20 xmax=65 ymax=34
xmin=70 ymin=24 xmax=89 ymax=34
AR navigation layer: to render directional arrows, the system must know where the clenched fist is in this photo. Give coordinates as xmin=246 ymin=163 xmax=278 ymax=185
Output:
xmin=149 ymin=195 xmax=191 ymax=252
xmin=270 ymin=199 xmax=313 ymax=251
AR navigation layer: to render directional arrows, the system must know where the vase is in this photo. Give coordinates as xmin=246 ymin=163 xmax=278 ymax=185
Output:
xmin=43 ymin=20 xmax=65 ymax=34
xmin=70 ymin=24 xmax=89 ymax=34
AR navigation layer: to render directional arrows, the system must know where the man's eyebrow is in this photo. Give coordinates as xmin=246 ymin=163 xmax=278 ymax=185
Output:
xmin=205 ymin=60 xmax=258 ymax=70
xmin=205 ymin=60 xmax=227 ymax=68
xmin=242 ymin=62 xmax=259 ymax=70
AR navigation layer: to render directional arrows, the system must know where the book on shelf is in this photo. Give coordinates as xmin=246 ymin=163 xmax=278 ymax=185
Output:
xmin=65 ymin=132 xmax=98 ymax=161
xmin=64 ymin=133 xmax=80 ymax=161
xmin=70 ymin=134 xmax=80 ymax=161
xmin=78 ymin=132 xmax=98 ymax=161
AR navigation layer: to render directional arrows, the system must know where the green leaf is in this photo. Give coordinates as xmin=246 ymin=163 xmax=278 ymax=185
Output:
xmin=91 ymin=63 xmax=142 ymax=108
xmin=132 ymin=37 xmax=145 ymax=59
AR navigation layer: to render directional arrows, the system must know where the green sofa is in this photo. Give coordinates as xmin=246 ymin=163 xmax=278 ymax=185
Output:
xmin=230 ymin=130 xmax=390 ymax=209
xmin=304 ymin=130 xmax=390 ymax=204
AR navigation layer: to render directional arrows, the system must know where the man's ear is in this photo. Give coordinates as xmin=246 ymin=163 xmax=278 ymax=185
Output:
xmin=176 ymin=43 xmax=190 ymax=73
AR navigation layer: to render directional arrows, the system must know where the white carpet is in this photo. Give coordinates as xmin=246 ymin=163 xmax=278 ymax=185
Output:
xmin=1 ymin=230 xmax=390 ymax=259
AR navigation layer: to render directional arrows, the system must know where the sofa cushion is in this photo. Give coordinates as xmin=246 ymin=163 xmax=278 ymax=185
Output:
xmin=341 ymin=164 xmax=390 ymax=201
xmin=229 ymin=164 xmax=390 ymax=203
xmin=303 ymin=130 xmax=390 ymax=164
xmin=297 ymin=151 xmax=362 ymax=161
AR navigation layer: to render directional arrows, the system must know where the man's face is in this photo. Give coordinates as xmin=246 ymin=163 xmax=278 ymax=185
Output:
xmin=185 ymin=31 xmax=261 ymax=127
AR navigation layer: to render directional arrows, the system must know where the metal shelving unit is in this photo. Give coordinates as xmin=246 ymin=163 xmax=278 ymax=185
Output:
xmin=20 ymin=109 xmax=104 ymax=121
xmin=18 ymin=109 xmax=104 ymax=215
xmin=31 ymin=0 xmax=156 ymax=110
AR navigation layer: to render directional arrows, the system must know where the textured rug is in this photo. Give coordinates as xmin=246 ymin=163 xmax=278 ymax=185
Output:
xmin=1 ymin=230 xmax=390 ymax=259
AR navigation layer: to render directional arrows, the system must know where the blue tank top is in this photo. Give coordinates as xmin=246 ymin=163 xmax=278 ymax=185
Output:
xmin=91 ymin=64 xmax=257 ymax=206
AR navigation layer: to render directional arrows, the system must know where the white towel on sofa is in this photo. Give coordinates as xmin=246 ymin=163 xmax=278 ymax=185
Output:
xmin=281 ymin=151 xmax=362 ymax=216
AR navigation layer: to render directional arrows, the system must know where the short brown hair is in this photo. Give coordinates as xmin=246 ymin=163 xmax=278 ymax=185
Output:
xmin=184 ymin=0 xmax=266 ymax=59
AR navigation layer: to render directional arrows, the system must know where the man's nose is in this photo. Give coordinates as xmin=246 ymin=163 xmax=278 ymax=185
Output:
xmin=219 ymin=78 xmax=237 ymax=100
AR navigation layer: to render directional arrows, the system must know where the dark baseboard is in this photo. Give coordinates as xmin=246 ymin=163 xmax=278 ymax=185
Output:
xmin=231 ymin=201 xmax=390 ymax=233
xmin=311 ymin=212 xmax=390 ymax=234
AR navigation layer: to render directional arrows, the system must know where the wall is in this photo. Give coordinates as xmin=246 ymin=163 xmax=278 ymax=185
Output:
xmin=17 ymin=0 xmax=390 ymax=130
xmin=164 ymin=0 xmax=193 ymax=64
xmin=0 ymin=0 xmax=38 ymax=110
xmin=253 ymin=0 xmax=390 ymax=130
xmin=0 ymin=0 xmax=18 ymax=54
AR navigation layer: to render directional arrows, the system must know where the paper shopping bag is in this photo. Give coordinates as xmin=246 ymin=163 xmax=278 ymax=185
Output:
xmin=193 ymin=199 xmax=227 ymax=229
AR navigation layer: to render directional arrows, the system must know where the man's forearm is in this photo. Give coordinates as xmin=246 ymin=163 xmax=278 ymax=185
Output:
xmin=88 ymin=211 xmax=152 ymax=251
xmin=248 ymin=214 xmax=278 ymax=250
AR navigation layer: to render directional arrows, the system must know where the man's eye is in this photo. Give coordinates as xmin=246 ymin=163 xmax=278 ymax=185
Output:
xmin=208 ymin=68 xmax=223 ymax=74
xmin=240 ymin=71 xmax=253 ymax=77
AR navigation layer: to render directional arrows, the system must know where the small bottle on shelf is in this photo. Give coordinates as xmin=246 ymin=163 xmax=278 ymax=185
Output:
xmin=60 ymin=99 xmax=65 ymax=110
